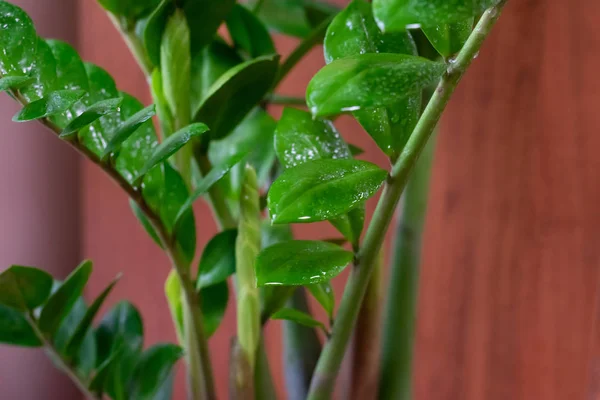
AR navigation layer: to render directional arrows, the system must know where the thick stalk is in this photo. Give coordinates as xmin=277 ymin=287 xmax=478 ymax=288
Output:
xmin=107 ymin=15 xmax=153 ymax=78
xmin=306 ymin=3 xmax=508 ymax=398
xmin=378 ymin=133 xmax=437 ymax=400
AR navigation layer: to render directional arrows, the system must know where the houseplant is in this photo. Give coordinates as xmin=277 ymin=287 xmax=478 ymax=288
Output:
xmin=0 ymin=0 xmax=508 ymax=399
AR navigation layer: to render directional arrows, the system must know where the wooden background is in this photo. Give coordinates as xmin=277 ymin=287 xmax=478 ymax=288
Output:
xmin=2 ymin=0 xmax=599 ymax=399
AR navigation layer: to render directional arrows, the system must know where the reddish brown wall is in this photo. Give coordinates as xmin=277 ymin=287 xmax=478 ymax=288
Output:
xmin=75 ymin=1 xmax=600 ymax=399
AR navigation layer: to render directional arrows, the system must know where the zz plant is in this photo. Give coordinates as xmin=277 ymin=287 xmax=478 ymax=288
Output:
xmin=0 ymin=0 xmax=508 ymax=399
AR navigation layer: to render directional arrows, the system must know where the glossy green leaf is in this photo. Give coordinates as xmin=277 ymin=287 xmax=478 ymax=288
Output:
xmin=130 ymin=199 xmax=163 ymax=248
xmin=373 ymin=0 xmax=498 ymax=30
xmin=261 ymin=221 xmax=293 ymax=249
xmin=272 ymin=308 xmax=326 ymax=332
xmin=0 ymin=1 xmax=37 ymax=77
xmin=97 ymin=0 xmax=160 ymax=20
xmin=226 ymin=4 xmax=276 ymax=58
xmin=137 ymin=123 xmax=209 ymax=181
xmin=89 ymin=348 xmax=123 ymax=396
xmin=194 ymin=54 xmax=279 ymax=140
xmin=13 ymin=90 xmax=85 ymax=122
xmin=38 ymin=260 xmax=93 ymax=335
xmin=268 ymin=159 xmax=386 ymax=224
xmin=53 ymin=297 xmax=96 ymax=365
xmin=144 ymin=0 xmax=175 ymax=67
xmin=175 ymin=149 xmax=248 ymax=224
xmin=306 ymin=53 xmax=445 ymax=117
xmin=307 ymin=282 xmax=335 ymax=320
xmin=200 ymin=281 xmax=229 ymax=337
xmin=19 ymin=38 xmax=56 ymax=102
xmin=348 ymin=143 xmax=364 ymax=156
xmin=65 ymin=277 xmax=120 ymax=360
xmin=0 ymin=266 xmax=53 ymax=311
xmin=183 ymin=0 xmax=236 ymax=55
xmin=260 ymin=223 xmax=294 ymax=320
xmin=60 ymin=98 xmax=123 ymax=138
xmin=256 ymin=240 xmax=353 ymax=286
xmin=0 ymin=75 xmax=33 ymax=92
xmin=197 ymin=229 xmax=237 ymax=289
xmin=161 ymin=9 xmax=191 ymax=126
xmin=422 ymin=18 xmax=473 ymax=57
xmin=0 ymin=304 xmax=41 ymax=347
xmin=129 ymin=343 xmax=183 ymax=400
xmin=190 ymin=40 xmax=242 ymax=116
xmin=102 ymin=104 xmax=156 ymax=159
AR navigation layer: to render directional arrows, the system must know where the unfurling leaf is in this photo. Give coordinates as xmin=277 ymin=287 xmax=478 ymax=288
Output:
xmin=256 ymin=240 xmax=353 ymax=286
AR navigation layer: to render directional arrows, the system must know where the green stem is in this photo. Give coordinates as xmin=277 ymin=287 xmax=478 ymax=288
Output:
xmin=26 ymin=313 xmax=101 ymax=400
xmin=108 ymin=14 xmax=153 ymax=78
xmin=195 ymin=153 xmax=237 ymax=230
xmin=306 ymin=3 xmax=508 ymax=399
xmin=378 ymin=133 xmax=436 ymax=400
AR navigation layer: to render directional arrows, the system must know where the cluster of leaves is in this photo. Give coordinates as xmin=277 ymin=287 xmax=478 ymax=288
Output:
xmin=0 ymin=262 xmax=180 ymax=399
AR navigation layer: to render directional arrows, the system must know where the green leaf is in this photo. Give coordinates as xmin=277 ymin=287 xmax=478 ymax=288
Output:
xmin=200 ymin=281 xmax=229 ymax=337
xmin=38 ymin=260 xmax=93 ymax=335
xmin=20 ymin=39 xmax=56 ymax=102
xmin=60 ymin=98 xmax=123 ymax=139
xmin=97 ymin=0 xmax=160 ymax=20
xmin=272 ymin=308 xmax=326 ymax=332
xmin=129 ymin=343 xmax=183 ymax=400
xmin=0 ymin=266 xmax=53 ymax=311
xmin=183 ymin=0 xmax=236 ymax=55
xmin=102 ymin=104 xmax=156 ymax=159
xmin=261 ymin=221 xmax=293 ymax=249
xmin=307 ymin=282 xmax=335 ymax=320
xmin=89 ymin=348 xmax=124 ymax=396
xmin=190 ymin=40 xmax=242 ymax=116
xmin=161 ymin=9 xmax=191 ymax=125
xmin=226 ymin=4 xmax=276 ymax=58
xmin=65 ymin=276 xmax=120 ymax=360
xmin=260 ymin=223 xmax=294 ymax=320
xmin=0 ymin=304 xmax=41 ymax=347
xmin=136 ymin=123 xmax=209 ymax=181
xmin=197 ymin=229 xmax=237 ymax=289
xmin=175 ymin=149 xmax=248 ymax=224
xmin=306 ymin=53 xmax=444 ymax=117
xmin=12 ymin=90 xmax=85 ymax=122
xmin=268 ymin=159 xmax=386 ymax=224
xmin=194 ymin=54 xmax=279 ymax=140
xmin=348 ymin=143 xmax=364 ymax=156
xmin=130 ymin=199 xmax=163 ymax=248
xmin=373 ymin=0 xmax=499 ymax=30
xmin=164 ymin=270 xmax=183 ymax=341
xmin=422 ymin=18 xmax=473 ymax=57
xmin=256 ymin=240 xmax=353 ymax=286
xmin=0 ymin=1 xmax=37 ymax=77
xmin=150 ymin=68 xmax=174 ymax=137
xmin=143 ymin=0 xmax=175 ymax=67
xmin=0 ymin=75 xmax=33 ymax=92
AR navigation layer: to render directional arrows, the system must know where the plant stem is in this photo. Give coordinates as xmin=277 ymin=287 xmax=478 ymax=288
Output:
xmin=306 ymin=3 xmax=508 ymax=398
xmin=108 ymin=14 xmax=153 ymax=78
xmin=26 ymin=313 xmax=100 ymax=400
xmin=378 ymin=132 xmax=436 ymax=400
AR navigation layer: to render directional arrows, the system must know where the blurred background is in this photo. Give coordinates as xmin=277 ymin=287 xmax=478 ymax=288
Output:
xmin=1 ymin=0 xmax=599 ymax=399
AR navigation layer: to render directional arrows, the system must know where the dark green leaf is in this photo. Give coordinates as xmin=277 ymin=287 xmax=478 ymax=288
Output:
xmin=268 ymin=159 xmax=386 ymax=224
xmin=12 ymin=90 xmax=85 ymax=122
xmin=0 ymin=1 xmax=37 ymax=77
xmin=373 ymin=0 xmax=498 ymax=30
xmin=183 ymin=0 xmax=236 ymax=55
xmin=194 ymin=54 xmax=279 ymax=140
xmin=0 ymin=265 xmax=53 ymax=311
xmin=348 ymin=143 xmax=364 ymax=156
xmin=190 ymin=40 xmax=242 ymax=116
xmin=306 ymin=53 xmax=444 ymax=117
xmin=272 ymin=308 xmax=326 ymax=332
xmin=256 ymin=240 xmax=353 ymax=286
xmin=0 ymin=304 xmax=40 ymax=347
xmin=97 ymin=0 xmax=160 ymax=20
xmin=0 ymin=75 xmax=33 ymax=92
xmin=130 ymin=199 xmax=163 ymax=248
xmin=197 ymin=229 xmax=237 ymax=289
xmin=226 ymin=4 xmax=276 ymax=58
xmin=102 ymin=104 xmax=156 ymax=159
xmin=307 ymin=282 xmax=335 ymax=319
xmin=60 ymin=98 xmax=123 ymax=138
xmin=144 ymin=0 xmax=175 ymax=67
xmin=422 ymin=18 xmax=473 ymax=57
xmin=65 ymin=276 xmax=120 ymax=359
xmin=260 ymin=222 xmax=293 ymax=249
xmin=38 ymin=260 xmax=93 ymax=335
xmin=20 ymin=39 xmax=57 ymax=102
xmin=200 ymin=281 xmax=229 ymax=337
xmin=129 ymin=343 xmax=183 ymax=400
xmin=136 ymin=123 xmax=209 ymax=181
xmin=89 ymin=347 xmax=123 ymax=396
xmin=175 ymin=149 xmax=248 ymax=224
